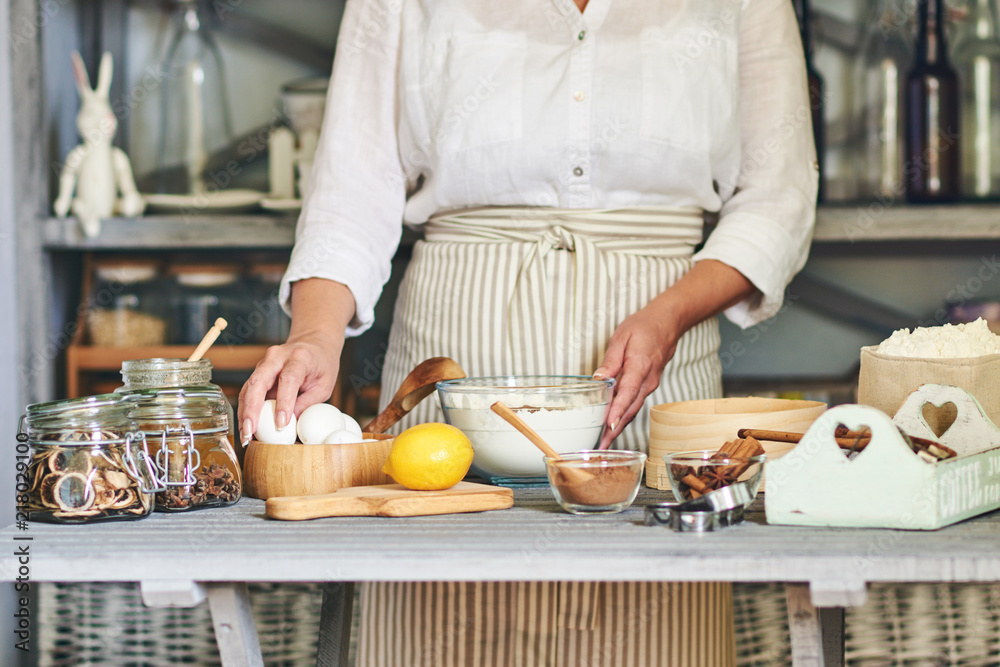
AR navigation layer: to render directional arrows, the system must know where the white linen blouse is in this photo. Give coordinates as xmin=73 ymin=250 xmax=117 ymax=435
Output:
xmin=281 ymin=0 xmax=819 ymax=335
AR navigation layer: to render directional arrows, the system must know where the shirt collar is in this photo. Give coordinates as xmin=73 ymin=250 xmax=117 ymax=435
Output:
xmin=551 ymin=0 xmax=611 ymax=31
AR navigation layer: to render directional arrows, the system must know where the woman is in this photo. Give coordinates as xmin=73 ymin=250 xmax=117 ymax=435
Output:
xmin=240 ymin=0 xmax=817 ymax=664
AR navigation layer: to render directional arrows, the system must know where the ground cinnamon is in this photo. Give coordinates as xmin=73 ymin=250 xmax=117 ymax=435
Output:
xmin=552 ymin=459 xmax=640 ymax=506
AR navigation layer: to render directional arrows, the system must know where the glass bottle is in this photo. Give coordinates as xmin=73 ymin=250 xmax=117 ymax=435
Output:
xmin=905 ymin=0 xmax=962 ymax=202
xmin=20 ymin=394 xmax=160 ymax=524
xmin=793 ymin=0 xmax=825 ymax=201
xmin=155 ymin=0 xmax=234 ymax=195
xmin=952 ymin=0 xmax=1000 ymax=199
xmin=121 ymin=387 xmax=242 ymax=512
xmin=853 ymin=0 xmax=913 ymax=200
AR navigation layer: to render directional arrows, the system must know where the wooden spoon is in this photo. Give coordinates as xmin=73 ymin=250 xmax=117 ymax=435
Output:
xmin=363 ymin=357 xmax=466 ymax=434
xmin=490 ymin=401 xmax=593 ymax=483
xmin=187 ymin=318 xmax=228 ymax=362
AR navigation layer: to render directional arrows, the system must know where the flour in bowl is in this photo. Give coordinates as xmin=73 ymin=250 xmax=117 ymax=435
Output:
xmin=877 ymin=318 xmax=1000 ymax=358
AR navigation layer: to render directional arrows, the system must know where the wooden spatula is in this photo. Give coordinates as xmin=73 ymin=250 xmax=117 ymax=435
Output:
xmin=363 ymin=357 xmax=466 ymax=434
xmin=490 ymin=401 xmax=593 ymax=483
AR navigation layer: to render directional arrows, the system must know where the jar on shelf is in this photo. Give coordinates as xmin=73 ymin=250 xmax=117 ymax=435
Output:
xmin=87 ymin=259 xmax=168 ymax=347
xmin=116 ymin=357 xmax=236 ymax=459
xmin=246 ymin=262 xmax=291 ymax=345
xmin=121 ymin=386 xmax=242 ymax=511
xmin=19 ymin=394 xmax=160 ymax=524
xmin=168 ymin=264 xmax=251 ymax=347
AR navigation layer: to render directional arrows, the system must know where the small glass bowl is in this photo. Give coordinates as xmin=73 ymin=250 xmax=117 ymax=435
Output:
xmin=544 ymin=450 xmax=646 ymax=514
xmin=663 ymin=450 xmax=766 ymax=503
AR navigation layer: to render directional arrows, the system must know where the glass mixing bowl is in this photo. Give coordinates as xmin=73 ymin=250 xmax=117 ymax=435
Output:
xmin=437 ymin=376 xmax=614 ymax=485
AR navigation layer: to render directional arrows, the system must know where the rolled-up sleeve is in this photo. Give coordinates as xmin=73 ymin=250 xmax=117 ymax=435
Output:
xmin=692 ymin=0 xmax=819 ymax=329
xmin=280 ymin=0 xmax=406 ymax=337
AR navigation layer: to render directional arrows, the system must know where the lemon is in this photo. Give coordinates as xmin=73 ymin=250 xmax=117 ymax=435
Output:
xmin=382 ymin=423 xmax=474 ymax=490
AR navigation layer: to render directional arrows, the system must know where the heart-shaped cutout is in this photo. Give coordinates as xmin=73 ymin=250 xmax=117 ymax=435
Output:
xmin=921 ymin=401 xmax=958 ymax=438
xmin=834 ymin=423 xmax=871 ymax=460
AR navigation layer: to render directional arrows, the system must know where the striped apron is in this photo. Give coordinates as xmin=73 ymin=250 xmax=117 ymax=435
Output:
xmin=360 ymin=207 xmax=733 ymax=667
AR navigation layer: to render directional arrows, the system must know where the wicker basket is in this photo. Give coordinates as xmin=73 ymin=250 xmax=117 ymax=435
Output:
xmin=38 ymin=583 xmax=332 ymax=667
xmin=731 ymin=582 xmax=1000 ymax=667
xmin=39 ymin=582 xmax=1000 ymax=665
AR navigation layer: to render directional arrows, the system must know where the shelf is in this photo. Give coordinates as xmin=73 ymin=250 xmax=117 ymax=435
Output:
xmin=813 ymin=203 xmax=1000 ymax=243
xmin=43 ymin=215 xmax=297 ymax=250
xmin=67 ymin=345 xmax=270 ymax=371
xmin=42 ymin=204 xmax=1000 ymax=251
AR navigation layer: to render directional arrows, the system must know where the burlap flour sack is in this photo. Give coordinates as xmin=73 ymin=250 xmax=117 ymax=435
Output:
xmin=858 ymin=346 xmax=1000 ymax=425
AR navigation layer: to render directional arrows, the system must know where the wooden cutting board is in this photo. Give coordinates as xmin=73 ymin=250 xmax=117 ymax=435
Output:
xmin=265 ymin=481 xmax=514 ymax=520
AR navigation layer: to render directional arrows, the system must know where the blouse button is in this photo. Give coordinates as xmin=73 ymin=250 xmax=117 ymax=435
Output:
xmin=578 ymin=30 xmax=586 ymax=40
xmin=574 ymin=91 xmax=586 ymax=101
xmin=573 ymin=167 xmax=584 ymax=177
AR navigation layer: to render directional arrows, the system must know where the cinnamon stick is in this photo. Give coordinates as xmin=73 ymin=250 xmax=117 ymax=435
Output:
xmin=738 ymin=428 xmax=872 ymax=450
xmin=737 ymin=427 xmax=956 ymax=460
xmin=681 ymin=474 xmax=709 ymax=494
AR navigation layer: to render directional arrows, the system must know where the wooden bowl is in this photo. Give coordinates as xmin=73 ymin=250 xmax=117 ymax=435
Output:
xmin=647 ymin=397 xmax=827 ymax=490
xmin=243 ymin=433 xmax=395 ymax=500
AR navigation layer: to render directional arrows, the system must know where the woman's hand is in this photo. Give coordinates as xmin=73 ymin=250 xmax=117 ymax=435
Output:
xmin=594 ymin=301 xmax=681 ymax=449
xmin=594 ymin=260 xmax=757 ymax=449
xmin=237 ymin=333 xmax=344 ymax=445
xmin=237 ymin=278 xmax=357 ymax=446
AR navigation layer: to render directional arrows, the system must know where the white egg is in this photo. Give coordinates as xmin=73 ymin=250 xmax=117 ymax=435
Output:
xmin=255 ymin=400 xmax=297 ymax=445
xmin=323 ymin=429 xmax=364 ymax=445
xmin=341 ymin=413 xmax=363 ymax=437
xmin=296 ymin=403 xmax=346 ymax=445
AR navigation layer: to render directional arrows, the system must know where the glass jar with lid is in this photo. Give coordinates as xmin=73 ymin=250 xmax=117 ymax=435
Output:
xmin=117 ymin=357 xmax=237 ymax=462
xmin=122 ymin=386 xmax=242 ymax=511
xmin=87 ymin=259 xmax=168 ymax=347
xmin=20 ymin=394 xmax=160 ymax=524
xmin=168 ymin=264 xmax=251 ymax=347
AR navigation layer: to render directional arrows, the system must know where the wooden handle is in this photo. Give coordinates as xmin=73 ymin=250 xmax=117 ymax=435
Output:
xmin=490 ymin=402 xmax=593 ymax=483
xmin=265 ymin=481 xmax=514 ymax=520
xmin=187 ymin=317 xmax=227 ymax=362
xmin=490 ymin=402 xmax=561 ymax=459
xmin=364 ymin=357 xmax=466 ymax=434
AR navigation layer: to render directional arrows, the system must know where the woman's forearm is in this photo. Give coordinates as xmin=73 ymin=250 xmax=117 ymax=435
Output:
xmin=595 ymin=260 xmax=757 ymax=448
xmin=287 ymin=277 xmax=357 ymax=344
xmin=651 ymin=259 xmax=757 ymax=337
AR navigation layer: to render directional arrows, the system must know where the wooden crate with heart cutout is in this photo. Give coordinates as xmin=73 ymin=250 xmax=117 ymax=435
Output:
xmin=765 ymin=384 xmax=1000 ymax=529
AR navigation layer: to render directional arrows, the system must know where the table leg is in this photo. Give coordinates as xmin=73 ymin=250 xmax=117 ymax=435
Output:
xmin=819 ymin=607 xmax=845 ymax=667
xmin=785 ymin=583 xmax=845 ymax=667
xmin=206 ymin=582 xmax=264 ymax=667
xmin=316 ymin=582 xmax=355 ymax=667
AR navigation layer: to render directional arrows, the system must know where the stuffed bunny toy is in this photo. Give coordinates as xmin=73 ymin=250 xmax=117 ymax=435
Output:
xmin=53 ymin=51 xmax=145 ymax=238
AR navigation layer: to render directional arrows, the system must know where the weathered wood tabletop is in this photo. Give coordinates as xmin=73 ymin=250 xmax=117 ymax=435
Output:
xmin=3 ymin=487 xmax=999 ymax=667
xmin=3 ymin=488 xmax=998 ymax=585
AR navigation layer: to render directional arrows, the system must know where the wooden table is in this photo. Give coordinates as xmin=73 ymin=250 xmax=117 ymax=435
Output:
xmin=3 ymin=487 xmax=999 ymax=667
